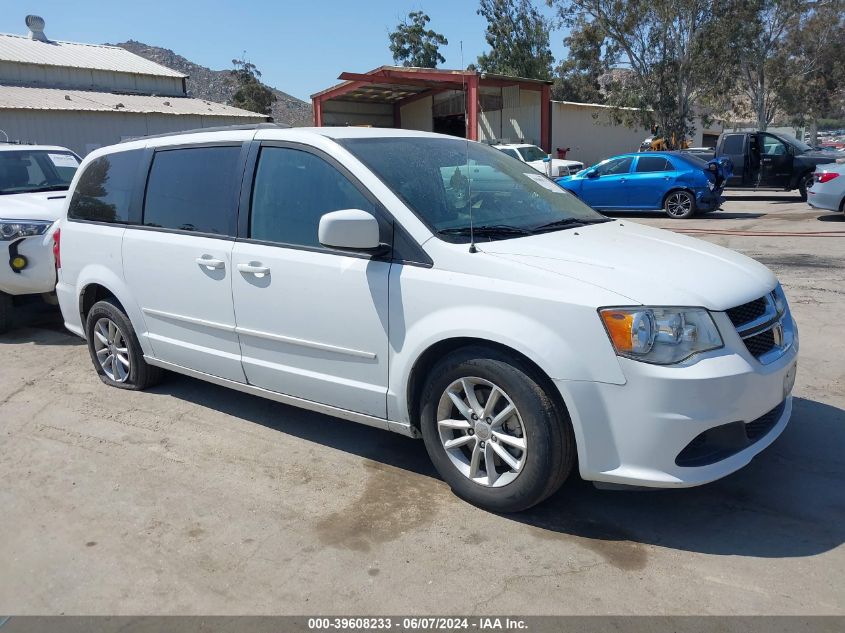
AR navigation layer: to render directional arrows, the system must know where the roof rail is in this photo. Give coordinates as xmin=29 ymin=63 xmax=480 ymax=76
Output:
xmin=120 ymin=122 xmax=290 ymax=143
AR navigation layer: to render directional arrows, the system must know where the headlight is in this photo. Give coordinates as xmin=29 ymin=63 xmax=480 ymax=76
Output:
xmin=772 ymin=283 xmax=787 ymax=314
xmin=599 ymin=306 xmax=723 ymax=364
xmin=0 ymin=220 xmax=53 ymax=241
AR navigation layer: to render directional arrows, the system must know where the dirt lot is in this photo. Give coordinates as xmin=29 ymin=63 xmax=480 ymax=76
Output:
xmin=1 ymin=191 xmax=843 ymax=615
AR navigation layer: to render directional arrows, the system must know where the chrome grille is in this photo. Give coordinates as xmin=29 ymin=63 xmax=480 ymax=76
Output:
xmin=726 ymin=298 xmax=768 ymax=328
xmin=744 ymin=329 xmax=776 ymax=357
xmin=728 ymin=288 xmax=793 ymax=364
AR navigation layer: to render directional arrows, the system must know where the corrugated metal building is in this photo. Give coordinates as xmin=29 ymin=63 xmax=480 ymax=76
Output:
xmin=0 ymin=16 xmax=267 ymax=155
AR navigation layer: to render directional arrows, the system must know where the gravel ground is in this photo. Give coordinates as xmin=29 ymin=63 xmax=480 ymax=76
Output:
xmin=1 ymin=191 xmax=843 ymax=615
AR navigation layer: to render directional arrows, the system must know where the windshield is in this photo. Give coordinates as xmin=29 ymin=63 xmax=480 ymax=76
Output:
xmin=340 ymin=137 xmax=605 ymax=241
xmin=0 ymin=150 xmax=79 ymax=195
xmin=516 ymin=145 xmax=549 ymax=162
xmin=776 ymin=133 xmax=812 ymax=153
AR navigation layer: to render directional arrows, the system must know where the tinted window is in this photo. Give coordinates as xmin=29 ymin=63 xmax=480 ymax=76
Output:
xmin=143 ymin=146 xmax=241 ymax=235
xmin=250 ymin=147 xmax=375 ymax=247
xmin=68 ymin=150 xmax=140 ymax=223
xmin=636 ymin=156 xmax=672 ymax=173
xmin=722 ymin=134 xmax=744 ymax=155
xmin=1 ymin=150 xmax=79 ymax=196
xmin=595 ymin=157 xmax=633 ymax=176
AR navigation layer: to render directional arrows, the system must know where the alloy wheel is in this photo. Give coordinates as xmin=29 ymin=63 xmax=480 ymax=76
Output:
xmin=92 ymin=318 xmax=131 ymax=383
xmin=436 ymin=377 xmax=527 ymax=487
xmin=666 ymin=192 xmax=692 ymax=217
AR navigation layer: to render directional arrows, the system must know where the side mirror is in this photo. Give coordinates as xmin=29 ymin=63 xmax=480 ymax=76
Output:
xmin=585 ymin=169 xmax=599 ymax=178
xmin=318 ymin=209 xmax=383 ymax=253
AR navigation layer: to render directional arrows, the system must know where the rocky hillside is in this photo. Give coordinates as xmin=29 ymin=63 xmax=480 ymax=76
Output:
xmin=111 ymin=40 xmax=313 ymax=127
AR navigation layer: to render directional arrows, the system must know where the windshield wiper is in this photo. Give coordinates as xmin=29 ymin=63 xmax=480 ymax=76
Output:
xmin=25 ymin=185 xmax=70 ymax=193
xmin=437 ymin=224 xmax=534 ymax=237
xmin=531 ymin=217 xmax=613 ymax=233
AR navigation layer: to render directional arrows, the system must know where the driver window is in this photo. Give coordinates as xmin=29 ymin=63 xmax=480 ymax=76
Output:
xmin=595 ymin=157 xmax=633 ymax=176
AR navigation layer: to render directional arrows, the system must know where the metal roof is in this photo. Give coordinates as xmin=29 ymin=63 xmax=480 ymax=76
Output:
xmin=0 ymin=33 xmax=186 ymax=78
xmin=0 ymin=85 xmax=266 ymax=118
xmin=312 ymin=65 xmax=552 ymax=101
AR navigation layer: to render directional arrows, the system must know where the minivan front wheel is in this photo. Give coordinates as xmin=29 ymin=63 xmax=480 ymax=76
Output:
xmin=85 ymin=299 xmax=162 ymax=390
xmin=420 ymin=348 xmax=575 ymax=512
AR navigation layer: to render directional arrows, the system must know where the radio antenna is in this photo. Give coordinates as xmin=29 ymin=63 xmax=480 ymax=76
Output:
xmin=461 ymin=41 xmax=477 ymax=253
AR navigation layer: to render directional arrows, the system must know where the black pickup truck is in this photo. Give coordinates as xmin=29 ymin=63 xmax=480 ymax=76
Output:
xmin=705 ymin=130 xmax=841 ymax=200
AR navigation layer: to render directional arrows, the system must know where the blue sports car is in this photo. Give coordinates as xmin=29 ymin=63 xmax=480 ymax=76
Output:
xmin=555 ymin=151 xmax=732 ymax=219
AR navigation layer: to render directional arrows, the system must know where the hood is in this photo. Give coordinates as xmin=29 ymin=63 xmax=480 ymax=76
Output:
xmin=0 ymin=190 xmax=68 ymax=221
xmin=478 ymin=220 xmax=776 ymax=311
xmin=527 ymin=158 xmax=582 ymax=170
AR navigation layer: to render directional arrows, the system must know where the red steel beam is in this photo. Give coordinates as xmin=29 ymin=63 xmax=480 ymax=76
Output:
xmin=338 ymin=72 xmax=465 ymax=90
xmin=467 ymin=74 xmax=479 ymax=141
xmin=312 ymin=96 xmax=322 ymax=126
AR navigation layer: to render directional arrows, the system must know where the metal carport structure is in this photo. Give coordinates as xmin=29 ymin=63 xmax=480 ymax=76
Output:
xmin=311 ymin=66 xmax=553 ymax=151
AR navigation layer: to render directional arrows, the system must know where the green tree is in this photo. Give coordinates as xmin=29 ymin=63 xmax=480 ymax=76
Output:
xmin=778 ymin=0 xmax=845 ymax=143
xmin=229 ymin=58 xmax=276 ymax=116
xmin=549 ymin=0 xmax=741 ymax=148
xmin=388 ymin=11 xmax=449 ymax=68
xmin=477 ymin=0 xmax=554 ymax=79
xmin=728 ymin=0 xmax=806 ymax=131
xmin=551 ymin=20 xmax=608 ymax=103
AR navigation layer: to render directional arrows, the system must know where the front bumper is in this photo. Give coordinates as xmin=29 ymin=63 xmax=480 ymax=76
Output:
xmin=0 ymin=233 xmax=56 ymax=296
xmin=557 ymin=314 xmax=798 ymax=488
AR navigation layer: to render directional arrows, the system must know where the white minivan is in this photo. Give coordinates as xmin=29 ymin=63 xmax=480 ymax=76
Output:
xmin=56 ymin=126 xmax=798 ymax=512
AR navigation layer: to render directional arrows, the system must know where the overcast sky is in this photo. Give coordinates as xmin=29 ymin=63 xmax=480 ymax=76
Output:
xmin=0 ymin=0 xmax=566 ymax=101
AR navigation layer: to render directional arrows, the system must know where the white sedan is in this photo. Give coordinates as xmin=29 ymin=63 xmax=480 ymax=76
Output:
xmin=807 ymin=159 xmax=845 ymax=213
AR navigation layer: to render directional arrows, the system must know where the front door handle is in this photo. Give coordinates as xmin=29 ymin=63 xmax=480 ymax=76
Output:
xmin=196 ymin=256 xmax=225 ymax=269
xmin=237 ymin=263 xmax=271 ymax=275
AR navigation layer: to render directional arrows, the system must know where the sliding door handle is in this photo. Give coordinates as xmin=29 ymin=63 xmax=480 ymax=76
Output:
xmin=237 ymin=263 xmax=271 ymax=275
xmin=196 ymin=256 xmax=225 ymax=269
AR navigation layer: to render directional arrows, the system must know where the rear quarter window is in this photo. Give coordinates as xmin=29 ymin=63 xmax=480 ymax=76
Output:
xmin=142 ymin=146 xmax=241 ymax=235
xmin=68 ymin=149 xmax=142 ymax=223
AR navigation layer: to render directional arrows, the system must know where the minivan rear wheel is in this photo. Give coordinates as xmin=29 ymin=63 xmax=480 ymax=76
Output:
xmin=419 ymin=347 xmax=575 ymax=512
xmin=85 ymin=299 xmax=162 ymax=390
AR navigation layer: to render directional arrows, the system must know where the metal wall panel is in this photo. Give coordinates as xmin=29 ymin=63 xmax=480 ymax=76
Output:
xmin=0 ymin=60 xmax=184 ymax=95
xmin=400 ymin=96 xmax=433 ymax=131
xmin=0 ymin=110 xmax=263 ymax=155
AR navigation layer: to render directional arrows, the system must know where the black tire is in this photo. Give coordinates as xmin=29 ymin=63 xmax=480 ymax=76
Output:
xmin=84 ymin=299 xmax=162 ymax=390
xmin=663 ymin=190 xmax=696 ymax=219
xmin=419 ymin=346 xmax=575 ymax=513
xmin=0 ymin=292 xmax=12 ymax=335
xmin=798 ymin=173 xmax=813 ymax=201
